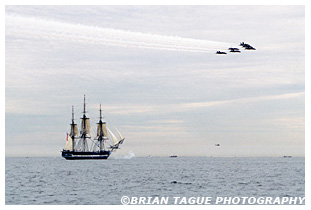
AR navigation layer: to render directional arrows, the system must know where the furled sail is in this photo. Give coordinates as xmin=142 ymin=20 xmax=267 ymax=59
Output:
xmin=64 ymin=134 xmax=73 ymax=151
xmin=97 ymin=122 xmax=108 ymax=137
xmin=70 ymin=124 xmax=79 ymax=137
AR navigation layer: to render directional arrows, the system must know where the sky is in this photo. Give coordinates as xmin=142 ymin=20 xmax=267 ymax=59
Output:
xmin=5 ymin=5 xmax=305 ymax=157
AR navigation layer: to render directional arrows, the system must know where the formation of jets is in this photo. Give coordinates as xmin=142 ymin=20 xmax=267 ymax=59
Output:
xmin=216 ymin=42 xmax=256 ymax=54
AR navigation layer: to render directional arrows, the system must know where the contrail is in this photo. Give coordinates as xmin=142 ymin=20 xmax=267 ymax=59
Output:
xmin=6 ymin=14 xmax=231 ymax=53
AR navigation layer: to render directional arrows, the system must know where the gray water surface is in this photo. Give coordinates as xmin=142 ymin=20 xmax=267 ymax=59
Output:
xmin=5 ymin=157 xmax=305 ymax=205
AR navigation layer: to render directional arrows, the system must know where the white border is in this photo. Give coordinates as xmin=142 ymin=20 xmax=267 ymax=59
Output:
xmin=2 ymin=1 xmax=309 ymax=209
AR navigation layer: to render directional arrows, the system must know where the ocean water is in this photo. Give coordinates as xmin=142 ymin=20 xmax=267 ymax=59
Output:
xmin=5 ymin=156 xmax=304 ymax=205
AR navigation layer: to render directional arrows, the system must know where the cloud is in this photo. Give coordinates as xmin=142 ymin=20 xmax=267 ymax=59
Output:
xmin=98 ymin=92 xmax=304 ymax=115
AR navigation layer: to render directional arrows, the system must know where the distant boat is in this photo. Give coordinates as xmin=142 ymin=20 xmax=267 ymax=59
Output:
xmin=170 ymin=155 xmax=178 ymax=158
xmin=61 ymin=95 xmax=125 ymax=160
xmin=283 ymin=156 xmax=292 ymax=158
xmin=215 ymin=144 xmax=220 ymax=146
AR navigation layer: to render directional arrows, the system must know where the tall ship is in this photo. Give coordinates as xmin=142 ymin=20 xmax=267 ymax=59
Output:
xmin=61 ymin=95 xmax=125 ymax=160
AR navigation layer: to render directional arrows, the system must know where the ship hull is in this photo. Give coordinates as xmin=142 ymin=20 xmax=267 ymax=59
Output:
xmin=62 ymin=150 xmax=111 ymax=160
xmin=63 ymin=156 xmax=109 ymax=160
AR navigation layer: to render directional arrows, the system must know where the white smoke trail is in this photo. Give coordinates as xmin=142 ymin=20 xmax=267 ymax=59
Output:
xmin=113 ymin=151 xmax=135 ymax=159
xmin=6 ymin=14 xmax=231 ymax=53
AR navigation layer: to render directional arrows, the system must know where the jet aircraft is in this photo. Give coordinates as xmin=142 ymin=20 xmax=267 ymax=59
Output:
xmin=240 ymin=42 xmax=256 ymax=50
xmin=228 ymin=47 xmax=241 ymax=53
xmin=216 ymin=51 xmax=227 ymax=54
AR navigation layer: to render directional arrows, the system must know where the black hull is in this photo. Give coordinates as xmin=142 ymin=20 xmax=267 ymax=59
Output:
xmin=64 ymin=156 xmax=109 ymax=160
xmin=62 ymin=150 xmax=111 ymax=160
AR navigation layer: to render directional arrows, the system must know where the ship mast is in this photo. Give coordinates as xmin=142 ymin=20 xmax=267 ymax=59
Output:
xmin=70 ymin=105 xmax=75 ymax=151
xmin=98 ymin=104 xmax=104 ymax=152
xmin=81 ymin=94 xmax=90 ymax=152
